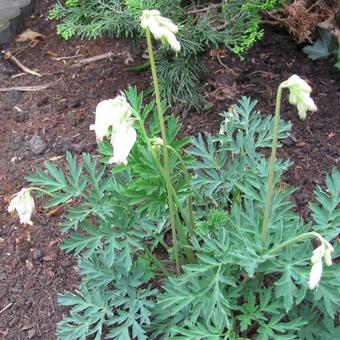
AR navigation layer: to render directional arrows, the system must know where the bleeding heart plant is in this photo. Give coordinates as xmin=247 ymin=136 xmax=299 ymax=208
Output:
xmin=8 ymin=10 xmax=339 ymax=340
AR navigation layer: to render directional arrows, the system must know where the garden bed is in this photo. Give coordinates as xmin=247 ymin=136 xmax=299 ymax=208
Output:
xmin=0 ymin=0 xmax=339 ymax=338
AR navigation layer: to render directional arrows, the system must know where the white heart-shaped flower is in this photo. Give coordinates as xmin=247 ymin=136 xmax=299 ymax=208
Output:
xmin=281 ymin=75 xmax=317 ymax=121
xmin=8 ymin=188 xmax=35 ymax=225
xmin=141 ymin=10 xmax=181 ymax=52
xmin=109 ymin=122 xmax=137 ymax=165
xmin=308 ymin=257 xmax=323 ymax=290
xmin=90 ymin=94 xmax=137 ymax=165
xmin=90 ymin=94 xmax=132 ymax=141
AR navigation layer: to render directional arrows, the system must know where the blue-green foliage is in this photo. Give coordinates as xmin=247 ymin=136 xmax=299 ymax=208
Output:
xmin=27 ymin=93 xmax=339 ymax=339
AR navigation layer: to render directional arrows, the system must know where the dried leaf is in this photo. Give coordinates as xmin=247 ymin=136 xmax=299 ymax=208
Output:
xmin=16 ymin=29 xmax=45 ymax=43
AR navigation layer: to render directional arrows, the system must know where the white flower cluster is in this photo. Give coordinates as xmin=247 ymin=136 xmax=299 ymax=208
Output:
xmin=90 ymin=94 xmax=136 ymax=165
xmin=308 ymin=240 xmax=334 ymax=290
xmin=281 ymin=74 xmax=317 ymax=120
xmin=141 ymin=10 xmax=181 ymax=52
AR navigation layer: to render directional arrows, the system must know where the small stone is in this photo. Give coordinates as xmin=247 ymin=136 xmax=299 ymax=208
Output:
xmin=0 ymin=272 xmax=6 ymax=280
xmin=13 ymin=110 xmax=28 ymax=123
xmin=29 ymin=135 xmax=47 ymax=155
xmin=32 ymin=248 xmax=43 ymax=262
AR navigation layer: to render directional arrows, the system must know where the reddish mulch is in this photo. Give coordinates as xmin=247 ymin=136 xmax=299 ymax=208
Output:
xmin=0 ymin=1 xmax=339 ymax=339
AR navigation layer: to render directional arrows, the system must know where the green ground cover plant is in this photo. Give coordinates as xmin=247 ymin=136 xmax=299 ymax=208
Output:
xmin=7 ymin=9 xmax=339 ymax=340
xmin=50 ymin=0 xmax=287 ymax=108
xmin=303 ymin=27 xmax=340 ymax=69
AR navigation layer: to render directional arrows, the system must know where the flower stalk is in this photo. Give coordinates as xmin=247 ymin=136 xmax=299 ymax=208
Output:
xmin=261 ymin=85 xmax=283 ymax=243
xmin=166 ymin=144 xmax=195 ymax=235
xmin=261 ymin=75 xmax=317 ymax=244
xmin=268 ymin=231 xmax=328 ymax=255
xmin=145 ymin=27 xmax=194 ymax=273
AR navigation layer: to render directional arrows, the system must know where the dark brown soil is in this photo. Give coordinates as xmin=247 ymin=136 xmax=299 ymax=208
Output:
xmin=0 ymin=1 xmax=339 ymax=339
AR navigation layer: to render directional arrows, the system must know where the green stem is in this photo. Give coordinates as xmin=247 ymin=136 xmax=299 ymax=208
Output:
xmin=134 ymin=113 xmax=181 ymax=273
xmin=268 ymin=231 xmax=324 ymax=256
xmin=134 ymin=120 xmax=190 ymax=233
xmin=146 ymin=28 xmax=185 ymax=274
xmin=166 ymin=145 xmax=195 ymax=235
xmin=142 ymin=242 xmax=170 ymax=276
xmin=173 ymin=206 xmax=196 ymax=263
xmin=29 ymin=187 xmax=54 ymax=197
xmin=261 ymin=85 xmax=283 ymax=244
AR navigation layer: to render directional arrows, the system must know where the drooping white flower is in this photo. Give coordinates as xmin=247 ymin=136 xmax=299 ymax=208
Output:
xmin=90 ymin=94 xmax=137 ymax=165
xmin=308 ymin=257 xmax=323 ymax=290
xmin=90 ymin=94 xmax=133 ymax=141
xmin=108 ymin=122 xmax=137 ymax=165
xmin=141 ymin=10 xmax=181 ymax=52
xmin=280 ymin=74 xmax=317 ymax=120
xmin=7 ymin=188 xmax=35 ymax=225
xmin=308 ymin=240 xmax=334 ymax=290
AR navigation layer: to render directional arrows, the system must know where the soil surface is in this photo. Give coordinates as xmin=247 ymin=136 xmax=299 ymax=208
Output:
xmin=0 ymin=1 xmax=339 ymax=339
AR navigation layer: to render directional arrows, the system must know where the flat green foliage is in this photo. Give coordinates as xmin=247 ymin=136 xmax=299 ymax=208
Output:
xmin=28 ymin=91 xmax=339 ymax=339
xmin=49 ymin=0 xmax=286 ymax=108
xmin=303 ymin=27 xmax=340 ymax=69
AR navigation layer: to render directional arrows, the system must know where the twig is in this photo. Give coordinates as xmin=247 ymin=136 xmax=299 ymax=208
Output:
xmin=72 ymin=51 xmax=115 ymax=67
xmin=51 ymin=54 xmax=84 ymax=61
xmin=187 ymin=3 xmax=222 ymax=14
xmin=0 ymin=82 xmax=56 ymax=92
xmin=0 ymin=303 xmax=13 ymax=315
xmin=2 ymin=50 xmax=41 ymax=77
xmin=11 ymin=73 xmax=28 ymax=79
